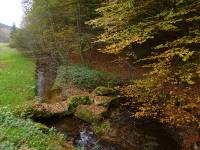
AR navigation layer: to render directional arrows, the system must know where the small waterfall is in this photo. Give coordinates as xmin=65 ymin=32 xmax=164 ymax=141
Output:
xmin=37 ymin=70 xmax=45 ymax=99
xmin=75 ymin=126 xmax=100 ymax=149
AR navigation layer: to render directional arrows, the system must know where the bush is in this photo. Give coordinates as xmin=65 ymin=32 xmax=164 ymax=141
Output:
xmin=53 ymin=65 xmax=119 ymax=89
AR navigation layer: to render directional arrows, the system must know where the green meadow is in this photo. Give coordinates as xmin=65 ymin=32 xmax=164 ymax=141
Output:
xmin=0 ymin=43 xmax=36 ymax=105
xmin=0 ymin=43 xmax=66 ymax=150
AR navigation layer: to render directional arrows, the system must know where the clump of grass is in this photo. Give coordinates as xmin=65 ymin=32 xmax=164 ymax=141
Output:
xmin=91 ymin=121 xmax=111 ymax=135
xmin=53 ymin=65 xmax=119 ymax=90
xmin=0 ymin=43 xmax=36 ymax=105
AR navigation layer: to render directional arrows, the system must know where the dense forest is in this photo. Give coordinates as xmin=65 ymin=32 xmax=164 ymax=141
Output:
xmin=0 ymin=23 xmax=11 ymax=43
xmin=7 ymin=0 xmax=200 ymax=150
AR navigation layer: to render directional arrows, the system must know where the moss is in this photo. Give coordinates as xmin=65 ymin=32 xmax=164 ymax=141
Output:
xmin=91 ymin=95 xmax=121 ymax=108
xmin=68 ymin=95 xmax=91 ymax=112
xmin=93 ymin=96 xmax=111 ymax=107
xmin=93 ymin=87 xmax=115 ymax=96
xmin=17 ymin=101 xmax=71 ymax=119
xmin=23 ymin=103 xmax=49 ymax=118
xmin=75 ymin=108 xmax=94 ymax=123
xmin=74 ymin=105 xmax=107 ymax=123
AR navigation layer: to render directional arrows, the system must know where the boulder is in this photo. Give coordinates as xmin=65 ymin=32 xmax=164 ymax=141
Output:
xmin=28 ymin=101 xmax=70 ymax=118
xmin=91 ymin=96 xmax=121 ymax=108
xmin=91 ymin=96 xmax=111 ymax=107
xmin=93 ymin=87 xmax=115 ymax=96
xmin=67 ymin=95 xmax=91 ymax=112
xmin=75 ymin=105 xmax=108 ymax=123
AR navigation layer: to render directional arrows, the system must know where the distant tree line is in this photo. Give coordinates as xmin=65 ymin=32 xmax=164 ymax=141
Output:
xmin=10 ymin=0 xmax=103 ymax=64
xmin=0 ymin=23 xmax=11 ymax=43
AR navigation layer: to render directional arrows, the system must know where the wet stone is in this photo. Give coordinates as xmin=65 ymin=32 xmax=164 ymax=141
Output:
xmin=93 ymin=87 xmax=116 ymax=96
xmin=75 ymin=105 xmax=108 ymax=123
xmin=67 ymin=95 xmax=91 ymax=112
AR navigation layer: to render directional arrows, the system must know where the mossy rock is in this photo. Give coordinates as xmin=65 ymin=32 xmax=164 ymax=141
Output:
xmin=26 ymin=103 xmax=50 ymax=118
xmin=27 ymin=101 xmax=70 ymax=118
xmin=75 ymin=105 xmax=108 ymax=123
xmin=91 ymin=96 xmax=121 ymax=108
xmin=68 ymin=95 xmax=91 ymax=112
xmin=91 ymin=96 xmax=111 ymax=107
xmin=93 ymin=87 xmax=116 ymax=96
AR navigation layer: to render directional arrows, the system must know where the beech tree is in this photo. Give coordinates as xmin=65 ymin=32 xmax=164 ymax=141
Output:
xmin=88 ymin=0 xmax=200 ymax=129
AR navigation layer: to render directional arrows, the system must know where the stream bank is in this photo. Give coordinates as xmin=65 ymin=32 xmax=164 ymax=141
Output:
xmin=35 ymin=62 xmax=181 ymax=150
xmin=37 ymin=108 xmax=180 ymax=150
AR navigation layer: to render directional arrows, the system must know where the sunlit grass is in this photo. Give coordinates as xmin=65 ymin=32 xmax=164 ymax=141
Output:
xmin=0 ymin=43 xmax=36 ymax=105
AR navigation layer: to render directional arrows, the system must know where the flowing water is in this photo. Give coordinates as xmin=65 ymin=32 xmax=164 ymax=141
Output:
xmin=37 ymin=70 xmax=45 ymax=99
xmin=36 ymin=70 xmax=181 ymax=150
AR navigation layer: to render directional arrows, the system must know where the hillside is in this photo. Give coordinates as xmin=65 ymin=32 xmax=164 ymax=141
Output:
xmin=0 ymin=23 xmax=11 ymax=43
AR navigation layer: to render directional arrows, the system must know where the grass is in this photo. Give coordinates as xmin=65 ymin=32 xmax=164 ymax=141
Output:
xmin=0 ymin=43 xmax=67 ymax=150
xmin=0 ymin=43 xmax=36 ymax=105
xmin=91 ymin=121 xmax=111 ymax=135
xmin=0 ymin=107 xmax=66 ymax=150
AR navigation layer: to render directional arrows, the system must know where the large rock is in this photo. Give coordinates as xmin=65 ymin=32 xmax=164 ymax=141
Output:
xmin=91 ymin=96 xmax=111 ymax=107
xmin=75 ymin=105 xmax=108 ymax=123
xmin=67 ymin=95 xmax=91 ymax=112
xmin=28 ymin=101 xmax=70 ymax=118
xmin=91 ymin=96 xmax=121 ymax=107
xmin=93 ymin=87 xmax=115 ymax=96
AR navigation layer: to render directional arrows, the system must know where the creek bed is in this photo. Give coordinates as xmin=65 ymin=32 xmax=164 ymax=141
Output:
xmin=36 ymin=69 xmax=181 ymax=150
xmin=37 ymin=111 xmax=180 ymax=150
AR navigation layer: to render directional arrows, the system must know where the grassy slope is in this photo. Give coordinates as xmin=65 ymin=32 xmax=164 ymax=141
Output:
xmin=0 ymin=43 xmax=66 ymax=150
xmin=0 ymin=43 xmax=35 ymax=105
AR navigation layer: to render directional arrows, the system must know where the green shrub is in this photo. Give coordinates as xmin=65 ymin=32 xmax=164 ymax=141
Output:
xmin=53 ymin=65 xmax=119 ymax=89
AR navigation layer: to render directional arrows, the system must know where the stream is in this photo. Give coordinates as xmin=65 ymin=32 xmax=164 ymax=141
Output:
xmin=36 ymin=69 xmax=181 ymax=150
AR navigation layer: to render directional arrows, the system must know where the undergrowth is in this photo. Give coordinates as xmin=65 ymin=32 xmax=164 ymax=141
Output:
xmin=0 ymin=107 xmax=66 ymax=150
xmin=91 ymin=121 xmax=111 ymax=135
xmin=0 ymin=44 xmax=68 ymax=150
xmin=53 ymin=65 xmax=119 ymax=89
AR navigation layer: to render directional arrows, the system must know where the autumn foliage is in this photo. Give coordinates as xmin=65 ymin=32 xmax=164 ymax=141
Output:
xmin=88 ymin=0 xmax=200 ymax=129
xmin=10 ymin=0 xmax=200 ymax=148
